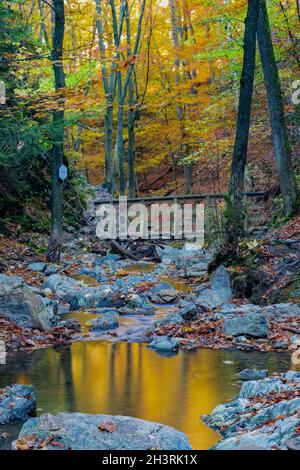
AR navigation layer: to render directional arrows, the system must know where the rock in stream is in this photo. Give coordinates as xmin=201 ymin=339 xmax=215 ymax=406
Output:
xmin=0 ymin=274 xmax=58 ymax=331
xmin=0 ymin=385 xmax=36 ymax=425
xmin=203 ymin=371 xmax=300 ymax=450
xmin=13 ymin=412 xmax=192 ymax=450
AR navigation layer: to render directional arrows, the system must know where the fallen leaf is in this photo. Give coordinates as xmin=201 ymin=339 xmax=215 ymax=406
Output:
xmin=16 ymin=438 xmax=29 ymax=451
xmin=98 ymin=421 xmax=117 ymax=433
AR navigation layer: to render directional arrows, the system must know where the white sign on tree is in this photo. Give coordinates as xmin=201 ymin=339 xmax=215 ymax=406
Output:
xmin=58 ymin=164 xmax=68 ymax=181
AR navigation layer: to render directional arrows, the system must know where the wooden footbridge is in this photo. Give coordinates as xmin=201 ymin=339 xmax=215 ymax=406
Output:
xmin=94 ymin=192 xmax=267 ymax=241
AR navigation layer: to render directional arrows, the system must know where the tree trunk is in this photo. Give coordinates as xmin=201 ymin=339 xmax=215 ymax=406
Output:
xmin=47 ymin=0 xmax=65 ymax=262
xmin=257 ymin=0 xmax=299 ymax=216
xmin=95 ymin=0 xmax=114 ymax=192
xmin=38 ymin=0 xmax=50 ymax=47
xmin=117 ymin=71 xmax=125 ymax=195
xmin=169 ymin=0 xmax=191 ymax=194
xmin=128 ymin=75 xmax=135 ymax=198
xmin=296 ymin=0 xmax=300 ymax=23
xmin=225 ymin=0 xmax=260 ymax=247
xmin=105 ymin=104 xmax=114 ymax=192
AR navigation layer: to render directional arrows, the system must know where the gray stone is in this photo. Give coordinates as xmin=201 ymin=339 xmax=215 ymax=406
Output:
xmin=211 ymin=265 xmax=231 ymax=292
xmin=154 ymin=313 xmax=183 ymax=327
xmin=238 ymin=376 xmax=298 ymax=399
xmin=44 ymin=265 xmax=59 ymax=276
xmin=89 ymin=311 xmax=119 ymax=330
xmin=0 ymin=384 xmax=36 ymax=425
xmin=156 ymin=246 xmax=180 ymax=264
xmin=227 ymin=304 xmax=261 ymax=315
xmin=13 ymin=412 xmax=192 ymax=450
xmin=223 ymin=313 xmax=269 ymax=339
xmin=123 ymin=294 xmax=155 ymax=314
xmin=118 ymin=307 xmax=154 ymax=316
xmin=148 ymin=287 xmax=179 ymax=304
xmin=285 ymin=436 xmax=300 ymax=450
xmin=28 ymin=262 xmax=46 ymax=273
xmin=237 ymin=369 xmax=268 ymax=381
xmin=40 ymin=296 xmax=58 ymax=315
xmin=218 ymin=303 xmax=240 ymax=313
xmin=234 ymin=335 xmax=248 ymax=342
xmin=196 ymin=266 xmax=232 ymax=310
xmin=70 ymin=284 xmax=123 ymax=310
xmin=59 ymin=318 xmax=81 ymax=332
xmin=43 ymin=274 xmax=82 ymax=302
xmin=0 ymin=273 xmax=25 ymax=285
xmin=290 ymin=335 xmax=300 ymax=344
xmin=271 ymin=303 xmax=300 ymax=319
xmin=149 ymin=336 xmax=181 ymax=352
xmin=0 ymin=277 xmax=58 ymax=330
xmin=274 ymin=340 xmax=288 ymax=350
xmin=179 ymin=303 xmax=197 ymax=321
xmin=204 ymin=371 xmax=300 ymax=450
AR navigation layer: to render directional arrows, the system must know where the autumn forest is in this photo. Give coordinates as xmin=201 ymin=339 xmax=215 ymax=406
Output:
xmin=0 ymin=0 xmax=300 ymax=455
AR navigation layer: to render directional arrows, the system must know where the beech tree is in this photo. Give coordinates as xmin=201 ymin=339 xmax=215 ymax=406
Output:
xmin=226 ymin=0 xmax=260 ymax=247
xmin=47 ymin=0 xmax=66 ymax=262
xmin=257 ymin=0 xmax=299 ymax=217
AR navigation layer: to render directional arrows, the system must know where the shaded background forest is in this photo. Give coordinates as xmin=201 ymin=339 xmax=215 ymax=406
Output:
xmin=0 ymin=0 xmax=299 ymax=234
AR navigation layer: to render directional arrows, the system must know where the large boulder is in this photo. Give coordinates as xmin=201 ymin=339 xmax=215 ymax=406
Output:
xmin=196 ymin=266 xmax=232 ymax=310
xmin=0 ymin=275 xmax=58 ymax=330
xmin=222 ymin=313 xmax=269 ymax=339
xmin=0 ymin=384 xmax=36 ymax=425
xmin=70 ymin=284 xmax=123 ymax=310
xmin=43 ymin=274 xmax=82 ymax=302
xmin=13 ymin=412 xmax=192 ymax=450
xmin=262 ymin=303 xmax=300 ymax=320
xmin=203 ymin=371 xmax=300 ymax=450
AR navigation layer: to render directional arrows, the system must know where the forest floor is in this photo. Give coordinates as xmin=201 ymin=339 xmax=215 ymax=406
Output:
xmin=0 ymin=215 xmax=300 ymax=450
xmin=0 ymin=215 xmax=299 ymax=355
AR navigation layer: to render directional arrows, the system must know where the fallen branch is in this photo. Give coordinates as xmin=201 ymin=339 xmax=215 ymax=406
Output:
xmin=110 ymin=240 xmax=140 ymax=260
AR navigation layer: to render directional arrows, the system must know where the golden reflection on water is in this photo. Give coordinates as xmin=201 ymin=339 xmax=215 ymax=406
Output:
xmin=9 ymin=341 xmax=299 ymax=450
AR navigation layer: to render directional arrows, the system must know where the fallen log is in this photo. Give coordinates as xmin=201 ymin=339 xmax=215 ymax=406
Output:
xmin=110 ymin=240 xmax=140 ymax=260
xmin=110 ymin=239 xmax=161 ymax=262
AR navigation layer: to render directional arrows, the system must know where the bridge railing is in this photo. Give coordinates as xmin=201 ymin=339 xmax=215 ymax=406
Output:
xmin=94 ymin=191 xmax=266 ymax=205
xmin=94 ymin=192 xmax=266 ymax=243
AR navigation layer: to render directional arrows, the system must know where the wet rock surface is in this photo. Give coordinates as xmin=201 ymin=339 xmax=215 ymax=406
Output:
xmin=237 ymin=368 xmax=268 ymax=381
xmin=13 ymin=412 xmax=192 ymax=450
xmin=149 ymin=335 xmax=181 ymax=352
xmin=0 ymin=274 xmax=58 ymax=331
xmin=195 ymin=266 xmax=232 ymax=310
xmin=1 ymin=232 xmax=300 ymax=450
xmin=203 ymin=371 xmax=300 ymax=450
xmin=0 ymin=385 xmax=36 ymax=425
xmin=89 ymin=309 xmax=119 ymax=331
xmin=1 ymin=238 xmax=300 ymax=354
xmin=223 ymin=313 xmax=269 ymax=339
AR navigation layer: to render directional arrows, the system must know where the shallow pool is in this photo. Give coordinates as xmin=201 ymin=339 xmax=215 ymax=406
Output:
xmin=0 ymin=342 xmax=299 ymax=449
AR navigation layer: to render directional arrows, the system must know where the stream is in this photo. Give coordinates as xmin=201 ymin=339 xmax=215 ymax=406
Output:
xmin=0 ymin=341 xmax=299 ymax=449
xmin=1 ymin=260 xmax=300 ymax=450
